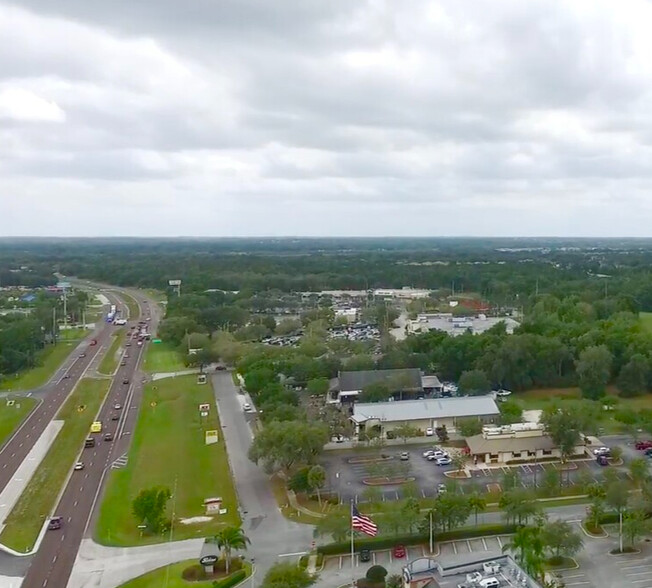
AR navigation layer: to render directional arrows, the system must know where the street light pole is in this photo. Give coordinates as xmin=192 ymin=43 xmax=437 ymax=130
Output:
xmin=429 ymin=510 xmax=434 ymax=554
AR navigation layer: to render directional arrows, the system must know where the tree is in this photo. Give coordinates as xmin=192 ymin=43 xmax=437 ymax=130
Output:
xmin=380 ymin=502 xmax=408 ymax=535
xmin=541 ymin=406 xmax=581 ymax=480
xmin=451 ymin=453 xmax=467 ymax=474
xmin=629 ymin=457 xmax=650 ymax=489
xmin=541 ymin=468 xmax=561 ymax=497
xmin=610 ymin=445 xmax=623 ymax=462
xmin=576 ymin=345 xmax=612 ymax=400
xmin=393 ymin=423 xmax=419 ymax=443
xmin=316 ymin=513 xmax=350 ymax=543
xmin=131 ymin=486 xmax=171 ymax=534
xmin=468 ymin=493 xmax=486 ymax=526
xmin=501 ymin=468 xmax=520 ymax=492
xmin=541 ymin=520 xmax=583 ymax=564
xmin=499 ymin=489 xmax=539 ymax=525
xmin=366 ymin=565 xmax=388 ymax=583
xmin=361 ymin=486 xmax=383 ymax=505
xmin=499 ymin=400 xmax=523 ymax=425
xmin=210 ymin=526 xmax=250 ymax=574
xmin=458 ymin=369 xmax=491 ymax=396
xmin=623 ymin=510 xmax=651 ymax=547
xmin=457 ymin=418 xmax=482 ymax=437
xmin=306 ymin=378 xmax=329 ymax=396
xmin=248 ymin=420 xmax=329 ymax=473
xmin=502 ymin=522 xmax=546 ymax=581
xmin=401 ymin=497 xmax=421 ymax=533
xmin=307 ymin=465 xmax=326 ymax=505
xmin=360 ymin=381 xmax=390 ymax=403
xmin=435 ymin=425 xmax=449 ymax=442
xmin=261 ymin=562 xmax=314 ymax=588
xmin=386 ymin=574 xmax=402 ymax=588
xmin=606 ymin=480 xmax=630 ymax=553
xmin=618 ymin=354 xmax=649 ymax=397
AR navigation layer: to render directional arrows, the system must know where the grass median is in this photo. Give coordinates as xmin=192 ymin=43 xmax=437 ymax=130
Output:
xmin=0 ymin=378 xmax=110 ymax=552
xmin=0 ymin=342 xmax=78 ymax=392
xmin=98 ymin=328 xmax=125 ymax=375
xmin=118 ymin=291 xmax=140 ymax=321
xmin=143 ymin=341 xmax=186 ymax=373
xmin=96 ymin=375 xmax=239 ymax=546
xmin=0 ymin=397 xmax=37 ymax=448
xmin=118 ymin=560 xmax=251 ymax=588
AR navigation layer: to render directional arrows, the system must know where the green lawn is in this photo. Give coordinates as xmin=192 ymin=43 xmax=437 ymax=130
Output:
xmin=0 ymin=397 xmax=37 ymax=448
xmin=0 ymin=342 xmax=78 ymax=392
xmin=0 ymin=378 xmax=110 ymax=551
xmin=640 ymin=312 xmax=652 ymax=334
xmin=57 ymin=328 xmax=92 ymax=341
xmin=98 ymin=329 xmax=125 ymax=375
xmin=143 ymin=342 xmax=186 ymax=373
xmin=95 ymin=375 xmax=240 ymax=546
xmin=118 ymin=561 xmax=250 ymax=588
xmin=119 ymin=291 xmax=140 ymax=321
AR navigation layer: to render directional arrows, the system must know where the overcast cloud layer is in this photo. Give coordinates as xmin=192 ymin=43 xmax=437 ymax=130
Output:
xmin=2 ymin=0 xmax=652 ymax=237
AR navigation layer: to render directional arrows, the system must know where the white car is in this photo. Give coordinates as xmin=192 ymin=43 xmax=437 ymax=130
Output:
xmin=496 ymin=389 xmax=512 ymax=397
xmin=243 ymin=403 xmax=253 ymax=412
xmin=425 ymin=427 xmax=434 ymax=436
xmin=437 ymin=483 xmax=447 ymax=494
xmin=593 ymin=446 xmax=610 ymax=456
xmin=74 ymin=462 xmax=84 ymax=471
xmin=427 ymin=451 xmax=448 ymax=461
xmin=435 ymin=456 xmax=452 ymax=466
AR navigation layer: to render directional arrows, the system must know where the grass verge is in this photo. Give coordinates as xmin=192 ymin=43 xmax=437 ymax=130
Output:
xmin=0 ymin=397 xmax=37 ymax=448
xmin=95 ymin=375 xmax=240 ymax=546
xmin=0 ymin=378 xmax=110 ymax=551
xmin=0 ymin=342 xmax=78 ymax=392
xmin=143 ymin=342 xmax=186 ymax=373
xmin=98 ymin=329 xmax=125 ymax=375
xmin=118 ymin=291 xmax=140 ymax=321
xmin=118 ymin=560 xmax=251 ymax=588
xmin=57 ymin=328 xmax=92 ymax=341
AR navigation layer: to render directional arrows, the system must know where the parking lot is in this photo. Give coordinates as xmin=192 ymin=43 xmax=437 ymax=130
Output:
xmin=320 ymin=443 xmax=632 ymax=503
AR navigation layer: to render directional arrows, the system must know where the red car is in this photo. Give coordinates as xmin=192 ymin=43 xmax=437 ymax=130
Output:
xmin=393 ymin=544 xmax=406 ymax=559
xmin=636 ymin=441 xmax=652 ymax=450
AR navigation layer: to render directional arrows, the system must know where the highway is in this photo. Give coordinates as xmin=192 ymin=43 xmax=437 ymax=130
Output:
xmin=21 ymin=290 xmax=160 ymax=588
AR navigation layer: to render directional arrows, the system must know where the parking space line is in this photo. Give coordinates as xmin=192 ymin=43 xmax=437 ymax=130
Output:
xmin=452 ymin=542 xmax=457 ymax=554
xmin=466 ymin=540 xmax=472 ymax=552
xmin=482 ymin=538 xmax=487 ymax=550
xmin=496 ymin=536 xmax=502 ymax=548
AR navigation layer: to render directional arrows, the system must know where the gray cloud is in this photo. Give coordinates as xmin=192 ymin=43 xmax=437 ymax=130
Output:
xmin=2 ymin=0 xmax=652 ymax=236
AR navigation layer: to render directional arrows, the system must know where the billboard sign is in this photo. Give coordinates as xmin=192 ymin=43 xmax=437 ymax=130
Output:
xmin=205 ymin=430 xmax=219 ymax=445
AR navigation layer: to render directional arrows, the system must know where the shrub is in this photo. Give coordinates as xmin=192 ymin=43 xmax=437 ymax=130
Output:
xmin=357 ymin=580 xmax=385 ymax=588
xmin=366 ymin=565 xmax=388 ymax=582
xmin=182 ymin=564 xmax=207 ymax=581
xmin=213 ymin=569 xmax=247 ymax=588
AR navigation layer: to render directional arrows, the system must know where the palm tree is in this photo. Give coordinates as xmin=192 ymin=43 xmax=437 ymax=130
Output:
xmin=211 ymin=526 xmax=251 ymax=574
xmin=502 ymin=524 xmax=545 ymax=581
xmin=468 ymin=493 xmax=486 ymax=526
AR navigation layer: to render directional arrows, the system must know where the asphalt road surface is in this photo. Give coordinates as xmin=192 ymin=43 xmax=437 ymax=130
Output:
xmin=19 ymin=289 xmax=158 ymax=588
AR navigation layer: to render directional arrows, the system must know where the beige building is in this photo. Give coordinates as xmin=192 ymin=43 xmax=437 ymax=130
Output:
xmin=466 ymin=422 xmax=586 ymax=464
xmin=351 ymin=396 xmax=500 ymax=439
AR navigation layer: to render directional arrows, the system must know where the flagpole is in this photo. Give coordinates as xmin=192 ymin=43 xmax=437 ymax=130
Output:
xmin=350 ymin=500 xmax=355 ymax=588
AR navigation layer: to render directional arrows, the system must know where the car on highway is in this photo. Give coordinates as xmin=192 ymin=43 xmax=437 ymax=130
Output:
xmin=359 ymin=549 xmax=371 ymax=563
xmin=122 ymin=378 xmax=129 ymax=385
xmin=126 ymin=342 xmax=131 ymax=347
xmin=104 ymin=432 xmax=114 ymax=441
xmin=90 ymin=339 xmax=97 ymax=346
xmin=393 ymin=544 xmax=406 ymax=559
xmin=120 ymin=361 xmax=126 ymax=366
xmin=124 ymin=353 xmax=129 ymax=358
xmin=425 ymin=427 xmax=434 ymax=436
xmin=48 ymin=516 xmax=63 ymax=530
xmin=400 ymin=452 xmax=410 ymax=461
xmin=74 ymin=462 xmax=84 ymax=471
xmin=435 ymin=456 xmax=451 ymax=466
xmin=243 ymin=403 xmax=252 ymax=412
xmin=114 ymin=403 xmax=122 ymax=410
xmin=111 ymin=414 xmax=119 ymax=421
xmin=79 ymin=353 xmax=86 ymax=358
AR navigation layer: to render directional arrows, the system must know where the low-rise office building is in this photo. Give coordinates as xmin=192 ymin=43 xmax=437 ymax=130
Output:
xmin=351 ymin=395 xmax=500 ymax=439
xmin=466 ymin=422 xmax=586 ymax=465
xmin=329 ymin=368 xmax=423 ymax=404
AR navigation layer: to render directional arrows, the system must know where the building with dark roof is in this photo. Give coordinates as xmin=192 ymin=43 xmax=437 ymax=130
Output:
xmin=330 ymin=368 xmax=423 ymax=404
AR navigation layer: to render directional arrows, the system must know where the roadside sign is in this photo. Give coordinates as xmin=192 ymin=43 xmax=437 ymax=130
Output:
xmin=205 ymin=430 xmax=219 ymax=445
xmin=198 ymin=403 xmax=210 ymax=412
xmin=200 ymin=411 xmax=209 ymax=417
xmin=152 ymin=339 xmax=162 ymax=344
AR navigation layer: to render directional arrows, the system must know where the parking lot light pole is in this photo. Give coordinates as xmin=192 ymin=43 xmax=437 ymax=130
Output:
xmin=429 ymin=510 xmax=434 ymax=554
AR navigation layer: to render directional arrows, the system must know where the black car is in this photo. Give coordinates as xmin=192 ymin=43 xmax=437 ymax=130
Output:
xmin=123 ymin=379 xmax=129 ymax=385
xmin=111 ymin=414 xmax=119 ymax=421
xmin=359 ymin=549 xmax=371 ymax=563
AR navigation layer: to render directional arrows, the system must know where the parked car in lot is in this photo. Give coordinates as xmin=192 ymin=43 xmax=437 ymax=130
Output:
xmin=400 ymin=452 xmax=410 ymax=461
xmin=425 ymin=427 xmax=434 ymax=436
xmin=436 ymin=483 xmax=447 ymax=494
xmin=427 ymin=451 xmax=448 ymax=461
xmin=435 ymin=456 xmax=451 ymax=466
xmin=597 ymin=454 xmax=609 ymax=466
xmin=359 ymin=549 xmax=371 ymax=563
xmin=393 ymin=544 xmax=406 ymax=558
xmin=636 ymin=440 xmax=652 ymax=450
xmin=593 ymin=446 xmax=610 ymax=456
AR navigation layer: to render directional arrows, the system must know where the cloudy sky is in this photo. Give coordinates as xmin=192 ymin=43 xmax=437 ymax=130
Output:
xmin=2 ymin=0 xmax=652 ymax=237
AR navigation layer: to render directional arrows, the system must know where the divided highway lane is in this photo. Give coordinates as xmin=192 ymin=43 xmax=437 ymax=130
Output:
xmin=0 ymin=324 xmax=115 ymax=498
xmin=22 ymin=294 xmax=156 ymax=588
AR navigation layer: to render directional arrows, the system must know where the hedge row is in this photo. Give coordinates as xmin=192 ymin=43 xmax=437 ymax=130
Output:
xmin=317 ymin=524 xmax=517 ymax=555
xmin=212 ymin=569 xmax=247 ymax=588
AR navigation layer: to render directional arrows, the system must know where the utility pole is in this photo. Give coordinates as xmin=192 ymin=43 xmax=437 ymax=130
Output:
xmin=429 ymin=510 xmax=434 ymax=554
xmin=52 ymin=306 xmax=57 ymax=344
xmin=62 ymin=288 xmax=68 ymax=331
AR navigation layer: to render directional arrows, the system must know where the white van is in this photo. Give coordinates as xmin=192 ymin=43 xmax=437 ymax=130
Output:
xmin=479 ymin=578 xmax=500 ymax=588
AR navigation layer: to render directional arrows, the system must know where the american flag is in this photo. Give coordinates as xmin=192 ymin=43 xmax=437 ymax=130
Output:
xmin=351 ymin=504 xmax=378 ymax=537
